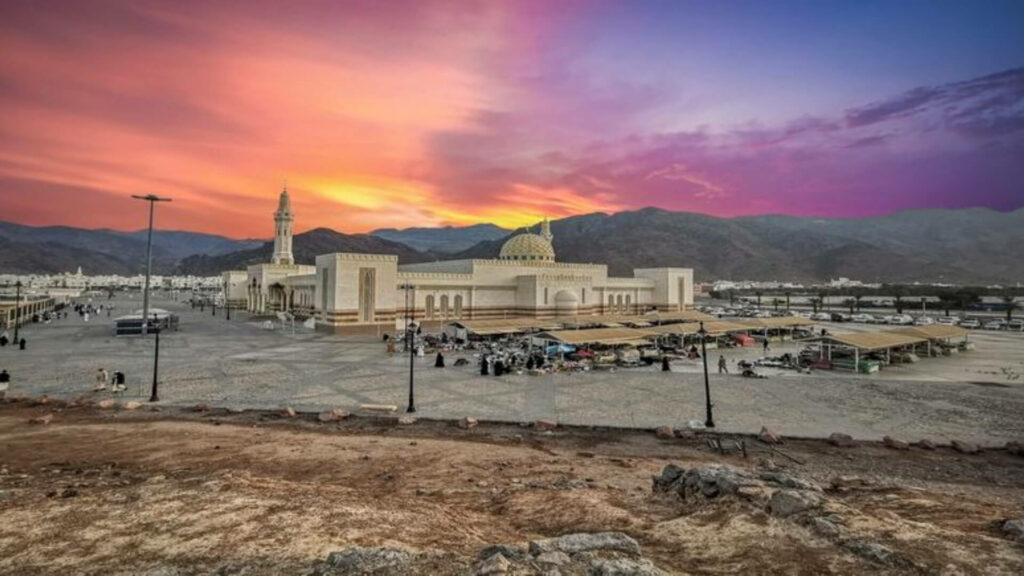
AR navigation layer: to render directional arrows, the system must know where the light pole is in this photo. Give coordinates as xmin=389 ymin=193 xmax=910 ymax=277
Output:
xmin=399 ymin=283 xmax=416 ymax=413
xmin=149 ymin=313 xmax=161 ymax=402
xmin=698 ymin=321 xmax=715 ymax=428
xmin=131 ymin=194 xmax=172 ymax=336
xmin=13 ymin=280 xmax=22 ymax=344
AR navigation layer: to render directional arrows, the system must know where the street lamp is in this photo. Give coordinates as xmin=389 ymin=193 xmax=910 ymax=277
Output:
xmin=698 ymin=321 xmax=715 ymax=428
xmin=148 ymin=313 xmax=162 ymax=402
xmin=399 ymin=283 xmax=416 ymax=413
xmin=13 ymin=280 xmax=22 ymax=344
xmin=131 ymin=194 xmax=172 ymax=336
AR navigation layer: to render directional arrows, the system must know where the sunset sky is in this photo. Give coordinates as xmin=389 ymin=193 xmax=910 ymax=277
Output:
xmin=1 ymin=0 xmax=1023 ymax=238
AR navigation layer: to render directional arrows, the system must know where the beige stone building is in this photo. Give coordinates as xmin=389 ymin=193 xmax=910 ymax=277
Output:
xmin=227 ymin=188 xmax=694 ymax=331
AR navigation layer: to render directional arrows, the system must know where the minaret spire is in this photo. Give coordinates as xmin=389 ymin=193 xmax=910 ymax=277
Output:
xmin=540 ymin=216 xmax=553 ymax=242
xmin=271 ymin=184 xmax=294 ymax=265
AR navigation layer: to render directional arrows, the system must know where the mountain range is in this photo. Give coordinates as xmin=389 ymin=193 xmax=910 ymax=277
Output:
xmin=1 ymin=207 xmax=1022 ymax=283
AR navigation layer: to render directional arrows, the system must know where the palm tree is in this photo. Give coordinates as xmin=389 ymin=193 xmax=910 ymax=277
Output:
xmin=728 ymin=290 xmax=736 ymax=306
xmin=784 ymin=291 xmax=792 ymax=311
xmin=773 ymin=297 xmax=780 ymax=312
xmin=1003 ymin=293 xmax=1019 ymax=322
xmin=817 ymin=291 xmax=828 ymax=312
xmin=811 ymin=296 xmax=822 ymax=314
xmin=844 ymin=298 xmax=855 ymax=314
xmin=891 ymin=285 xmax=905 ymax=314
xmin=755 ymin=290 xmax=763 ymax=308
xmin=854 ymin=293 xmax=863 ymax=312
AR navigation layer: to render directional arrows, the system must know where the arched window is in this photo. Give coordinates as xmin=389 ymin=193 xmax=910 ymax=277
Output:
xmin=608 ymin=294 xmax=614 ymax=311
xmin=625 ymin=294 xmax=632 ymax=312
xmin=440 ymin=295 xmax=450 ymax=319
xmin=544 ymin=287 xmax=549 ymax=305
xmin=616 ymin=294 xmax=624 ymax=313
xmin=454 ymin=294 xmax=463 ymax=318
xmin=425 ymin=295 xmax=435 ymax=319
xmin=581 ymin=288 xmax=586 ymax=304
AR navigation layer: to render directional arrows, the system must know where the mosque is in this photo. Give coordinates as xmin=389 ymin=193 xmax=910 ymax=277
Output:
xmin=224 ymin=187 xmax=694 ymax=331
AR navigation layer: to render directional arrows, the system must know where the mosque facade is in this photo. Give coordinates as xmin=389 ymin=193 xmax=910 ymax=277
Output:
xmin=226 ymin=188 xmax=694 ymax=330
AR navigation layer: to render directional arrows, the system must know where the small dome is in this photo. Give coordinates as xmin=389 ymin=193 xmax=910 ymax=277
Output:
xmin=499 ymin=233 xmax=555 ymax=262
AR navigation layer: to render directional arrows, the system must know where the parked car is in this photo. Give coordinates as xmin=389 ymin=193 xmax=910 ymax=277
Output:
xmin=810 ymin=312 xmax=831 ymax=321
xmin=888 ymin=314 xmax=913 ymax=325
xmin=959 ymin=318 xmax=981 ymax=329
xmin=936 ymin=316 xmax=959 ymax=326
xmin=851 ymin=313 xmax=874 ymax=323
xmin=913 ymin=316 xmax=935 ymax=326
xmin=1006 ymin=320 xmax=1024 ymax=332
xmin=830 ymin=312 xmax=851 ymax=322
xmin=983 ymin=320 xmax=1005 ymax=330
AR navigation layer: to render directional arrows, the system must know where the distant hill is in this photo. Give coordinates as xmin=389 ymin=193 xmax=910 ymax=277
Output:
xmin=449 ymin=207 xmax=1024 ymax=284
xmin=3 ymin=207 xmax=1023 ymax=283
xmin=371 ymin=223 xmax=509 ymax=253
xmin=176 ymin=228 xmax=433 ymax=275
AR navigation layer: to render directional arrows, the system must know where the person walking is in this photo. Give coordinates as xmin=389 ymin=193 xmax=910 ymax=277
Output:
xmin=718 ymin=355 xmax=728 ymax=374
xmin=0 ymin=369 xmax=10 ymax=400
xmin=434 ymin=351 xmax=445 ymax=368
xmin=762 ymin=338 xmax=770 ymax=354
xmin=18 ymin=338 xmax=26 ymax=350
xmin=662 ymin=356 xmax=671 ymax=372
xmin=94 ymin=368 xmax=109 ymax=392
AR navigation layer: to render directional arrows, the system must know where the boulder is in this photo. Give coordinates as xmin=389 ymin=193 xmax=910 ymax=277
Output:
xmin=122 ymin=401 xmax=141 ymax=411
xmin=96 ymin=399 xmax=116 ymax=410
xmin=534 ymin=419 xmax=557 ymax=431
xmin=226 ymin=407 xmax=246 ymax=414
xmin=398 ymin=416 xmax=416 ymax=425
xmin=473 ymin=552 xmax=511 ymax=575
xmin=1002 ymin=519 xmax=1024 ymax=541
xmin=758 ymin=471 xmax=821 ymax=491
xmin=281 ymin=406 xmax=297 ymax=418
xmin=28 ymin=413 xmax=53 ymax=425
xmin=951 ymin=440 xmax=979 ymax=454
xmin=193 ymin=403 xmax=212 ymax=412
xmin=809 ymin=517 xmax=840 ymax=538
xmin=882 ymin=436 xmax=909 ymax=450
xmin=460 ymin=417 xmax=479 ymax=429
xmin=589 ymin=557 xmax=664 ymax=576
xmin=321 ymin=547 xmax=410 ymax=574
xmin=317 ymin=411 xmax=339 ymax=423
xmin=476 ymin=545 xmax=525 ymax=562
xmin=528 ymin=532 xmax=641 ymax=556
xmin=654 ymin=425 xmax=675 ymax=439
xmin=828 ymin=433 xmax=854 ymax=447
xmin=759 ymin=426 xmax=783 ymax=444
xmin=914 ymin=439 xmax=936 ymax=450
xmin=844 ymin=540 xmax=908 ymax=568
xmin=34 ymin=395 xmax=52 ymax=406
xmin=653 ymin=464 xmax=753 ymax=499
xmin=830 ymin=475 xmax=871 ymax=491
xmin=767 ymin=489 xmax=822 ymax=517
xmin=534 ymin=550 xmax=571 ymax=566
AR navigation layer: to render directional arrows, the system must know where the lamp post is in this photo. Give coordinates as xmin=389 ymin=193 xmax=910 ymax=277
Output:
xmin=131 ymin=194 xmax=172 ymax=336
xmin=399 ymin=283 xmax=416 ymax=413
xmin=13 ymin=280 xmax=22 ymax=344
xmin=148 ymin=313 xmax=161 ymax=402
xmin=698 ymin=321 xmax=715 ymax=428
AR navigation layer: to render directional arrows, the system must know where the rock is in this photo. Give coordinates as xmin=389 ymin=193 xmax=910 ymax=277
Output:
xmin=397 ymin=416 xmax=416 ymax=425
xmin=534 ymin=550 xmax=571 ymax=566
xmin=951 ymin=440 xmax=979 ymax=454
xmin=883 ymin=436 xmax=910 ymax=450
xmin=122 ymin=401 xmax=141 ymax=411
xmin=830 ymin=475 xmax=870 ymax=491
xmin=473 ymin=552 xmax=511 ymax=575
xmin=96 ymin=399 xmax=116 ymax=410
xmin=321 ymin=547 xmax=410 ymax=574
xmin=653 ymin=464 xmax=755 ymax=499
xmin=534 ymin=419 xmax=557 ymax=431
xmin=28 ymin=413 xmax=53 ymax=425
xmin=281 ymin=406 xmax=296 ymax=418
xmin=318 ymin=411 xmax=338 ymax=423
xmin=460 ymin=417 xmax=479 ymax=429
xmin=828 ymin=432 xmax=854 ymax=447
xmin=914 ymin=439 xmax=936 ymax=450
xmin=1002 ymin=519 xmax=1024 ymax=541
xmin=476 ymin=545 xmax=525 ymax=562
xmin=528 ymin=532 xmax=641 ymax=556
xmin=589 ymin=558 xmax=665 ymax=576
xmin=759 ymin=426 xmax=783 ymax=444
xmin=654 ymin=425 xmax=674 ymax=439
xmin=193 ymin=403 xmax=212 ymax=412
xmin=767 ymin=489 xmax=822 ymax=517
xmin=809 ymin=517 xmax=840 ymax=538
xmin=35 ymin=395 xmax=52 ymax=406
xmin=758 ymin=471 xmax=821 ymax=491
xmin=844 ymin=540 xmax=908 ymax=568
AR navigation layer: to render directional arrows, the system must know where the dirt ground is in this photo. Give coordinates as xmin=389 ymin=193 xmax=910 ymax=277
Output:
xmin=1 ymin=402 xmax=1022 ymax=575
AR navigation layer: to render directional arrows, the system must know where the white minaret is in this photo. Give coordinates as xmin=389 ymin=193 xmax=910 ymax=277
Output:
xmin=540 ymin=216 xmax=553 ymax=242
xmin=271 ymin=185 xmax=294 ymax=265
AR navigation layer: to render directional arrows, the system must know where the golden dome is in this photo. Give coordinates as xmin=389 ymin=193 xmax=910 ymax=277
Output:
xmin=499 ymin=232 xmax=555 ymax=262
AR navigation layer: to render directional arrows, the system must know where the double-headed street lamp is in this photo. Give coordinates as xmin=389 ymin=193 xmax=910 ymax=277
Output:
xmin=131 ymin=194 xmax=172 ymax=336
xmin=399 ymin=283 xmax=416 ymax=413
xmin=148 ymin=313 xmax=162 ymax=402
xmin=697 ymin=321 xmax=715 ymax=428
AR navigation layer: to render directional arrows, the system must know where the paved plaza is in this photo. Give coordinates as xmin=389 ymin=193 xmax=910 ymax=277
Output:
xmin=2 ymin=295 xmax=1024 ymax=444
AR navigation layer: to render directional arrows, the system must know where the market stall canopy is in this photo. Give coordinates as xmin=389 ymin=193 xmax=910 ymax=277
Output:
xmin=538 ymin=327 xmax=658 ymax=346
xmin=812 ymin=331 xmax=927 ymax=351
xmin=742 ymin=316 xmax=816 ymax=329
xmin=890 ymin=325 xmax=969 ymax=340
xmin=449 ymin=319 xmax=562 ymax=335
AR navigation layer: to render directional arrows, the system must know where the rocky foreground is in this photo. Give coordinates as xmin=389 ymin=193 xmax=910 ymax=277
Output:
xmin=0 ymin=401 xmax=1023 ymax=575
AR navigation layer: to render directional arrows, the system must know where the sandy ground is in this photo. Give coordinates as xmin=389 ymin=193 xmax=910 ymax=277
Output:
xmin=1 ymin=402 xmax=1022 ymax=575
